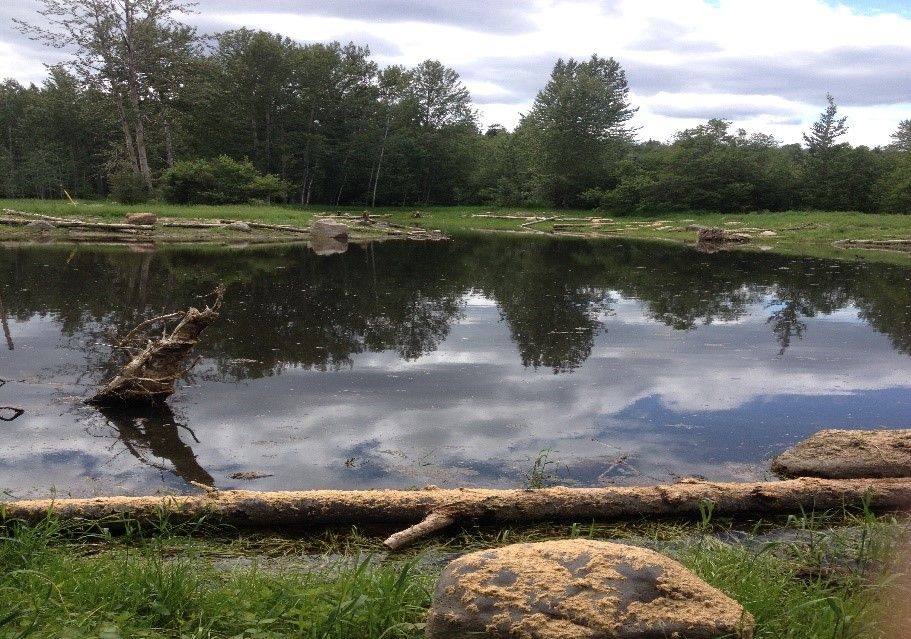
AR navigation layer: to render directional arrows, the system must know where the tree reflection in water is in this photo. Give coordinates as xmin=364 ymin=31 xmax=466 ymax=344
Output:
xmin=95 ymin=404 xmax=214 ymax=487
xmin=3 ymin=236 xmax=911 ymax=495
xmin=0 ymin=236 xmax=909 ymax=381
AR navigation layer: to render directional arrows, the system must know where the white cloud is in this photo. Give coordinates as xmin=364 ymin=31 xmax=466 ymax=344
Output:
xmin=0 ymin=41 xmax=48 ymax=87
xmin=3 ymin=0 xmax=910 ymax=144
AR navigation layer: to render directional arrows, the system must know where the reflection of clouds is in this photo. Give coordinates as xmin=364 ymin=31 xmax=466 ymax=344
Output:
xmin=5 ymin=289 xmax=911 ymax=498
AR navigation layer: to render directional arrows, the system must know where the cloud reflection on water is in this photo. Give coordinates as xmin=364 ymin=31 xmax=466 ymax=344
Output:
xmin=1 ymin=237 xmax=910 ymax=497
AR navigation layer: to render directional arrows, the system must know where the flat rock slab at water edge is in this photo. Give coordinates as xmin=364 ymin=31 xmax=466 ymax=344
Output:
xmin=426 ymin=539 xmax=754 ymax=639
xmin=772 ymin=429 xmax=911 ymax=479
xmin=310 ymin=219 xmax=349 ymax=239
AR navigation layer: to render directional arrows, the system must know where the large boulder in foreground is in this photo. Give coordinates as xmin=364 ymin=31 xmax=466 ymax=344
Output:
xmin=772 ymin=429 xmax=911 ymax=479
xmin=310 ymin=218 xmax=349 ymax=239
xmin=426 ymin=539 xmax=754 ymax=639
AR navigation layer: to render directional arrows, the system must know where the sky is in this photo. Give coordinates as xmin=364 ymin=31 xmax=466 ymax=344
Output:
xmin=3 ymin=0 xmax=911 ymax=146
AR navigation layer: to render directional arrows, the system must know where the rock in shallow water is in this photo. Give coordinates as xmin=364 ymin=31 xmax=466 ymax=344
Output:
xmin=772 ymin=429 xmax=911 ymax=479
xmin=310 ymin=218 xmax=349 ymax=239
xmin=426 ymin=539 xmax=754 ymax=639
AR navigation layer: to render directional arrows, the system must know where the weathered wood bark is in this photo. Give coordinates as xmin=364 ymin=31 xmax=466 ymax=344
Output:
xmin=2 ymin=479 xmax=910 ymax=550
xmin=88 ymin=287 xmax=224 ymax=404
xmin=384 ymin=510 xmax=458 ymax=550
xmin=115 ymin=91 xmax=141 ymax=174
xmin=0 ymin=217 xmax=147 ymax=231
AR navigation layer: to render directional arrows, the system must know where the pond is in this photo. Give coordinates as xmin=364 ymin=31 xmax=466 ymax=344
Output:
xmin=1 ymin=236 xmax=910 ymax=498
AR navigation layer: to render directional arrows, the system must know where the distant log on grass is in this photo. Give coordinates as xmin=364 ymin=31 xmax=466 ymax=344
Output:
xmin=696 ymin=227 xmax=751 ymax=243
xmin=3 ymin=478 xmax=910 ymax=550
xmin=87 ymin=286 xmax=224 ymax=405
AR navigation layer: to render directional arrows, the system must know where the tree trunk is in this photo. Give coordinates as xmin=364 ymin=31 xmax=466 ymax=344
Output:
xmin=123 ymin=0 xmax=153 ymax=191
xmin=3 ymin=479 xmax=910 ymax=550
xmin=127 ymin=82 xmax=153 ymax=190
xmin=115 ymin=92 xmax=140 ymax=174
xmin=163 ymin=118 xmax=175 ymax=168
xmin=88 ymin=287 xmax=224 ymax=404
xmin=372 ymin=114 xmax=389 ymax=208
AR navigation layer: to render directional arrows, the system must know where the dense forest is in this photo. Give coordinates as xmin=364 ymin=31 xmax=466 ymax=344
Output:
xmin=1 ymin=0 xmax=910 ymax=212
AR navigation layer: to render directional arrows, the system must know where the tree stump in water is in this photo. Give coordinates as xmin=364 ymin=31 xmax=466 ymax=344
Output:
xmin=88 ymin=287 xmax=224 ymax=405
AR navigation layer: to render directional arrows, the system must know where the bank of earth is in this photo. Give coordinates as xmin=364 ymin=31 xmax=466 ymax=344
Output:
xmin=2 ymin=199 xmax=911 ymax=264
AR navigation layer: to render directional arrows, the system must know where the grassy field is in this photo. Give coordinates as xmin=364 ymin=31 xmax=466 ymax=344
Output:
xmin=2 ymin=198 xmax=910 ymax=251
xmin=1 ymin=508 xmax=907 ymax=639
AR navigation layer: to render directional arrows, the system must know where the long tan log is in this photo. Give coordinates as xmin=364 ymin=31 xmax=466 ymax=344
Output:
xmin=0 ymin=216 xmax=144 ymax=231
xmin=160 ymin=220 xmax=311 ymax=234
xmin=3 ymin=479 xmax=909 ymax=532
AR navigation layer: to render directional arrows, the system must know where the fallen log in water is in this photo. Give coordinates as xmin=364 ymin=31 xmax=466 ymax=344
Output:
xmin=87 ymin=287 xmax=224 ymax=404
xmin=2 ymin=478 xmax=909 ymax=550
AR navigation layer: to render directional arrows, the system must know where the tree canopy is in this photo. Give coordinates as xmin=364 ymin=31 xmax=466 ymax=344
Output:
xmin=3 ymin=7 xmax=910 ymax=212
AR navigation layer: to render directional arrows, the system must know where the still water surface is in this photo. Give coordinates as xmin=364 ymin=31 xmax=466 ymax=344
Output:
xmin=1 ymin=236 xmax=910 ymax=497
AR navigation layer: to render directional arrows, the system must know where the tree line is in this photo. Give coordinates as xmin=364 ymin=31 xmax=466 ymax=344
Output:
xmin=1 ymin=0 xmax=909 ymax=212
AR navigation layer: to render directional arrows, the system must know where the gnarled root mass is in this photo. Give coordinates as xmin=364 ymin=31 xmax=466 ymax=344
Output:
xmin=88 ymin=287 xmax=224 ymax=405
xmin=2 ymin=478 xmax=910 ymax=550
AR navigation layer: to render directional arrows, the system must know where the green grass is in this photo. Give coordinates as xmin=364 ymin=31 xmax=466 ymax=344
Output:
xmin=1 ymin=508 xmax=907 ymax=639
xmin=4 ymin=198 xmax=910 ymax=244
xmin=0 ymin=517 xmax=432 ymax=639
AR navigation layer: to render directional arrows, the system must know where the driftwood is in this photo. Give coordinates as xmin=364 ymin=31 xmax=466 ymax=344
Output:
xmin=0 ymin=407 xmax=24 ymax=421
xmin=2 ymin=478 xmax=910 ymax=550
xmin=696 ymin=227 xmax=750 ymax=243
xmin=88 ymin=287 xmax=224 ymax=404
xmin=161 ymin=220 xmax=312 ymax=234
xmin=0 ymin=216 xmax=147 ymax=231
xmin=2 ymin=208 xmax=446 ymax=242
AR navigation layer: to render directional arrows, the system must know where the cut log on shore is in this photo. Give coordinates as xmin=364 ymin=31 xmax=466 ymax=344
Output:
xmin=0 ymin=216 xmax=149 ymax=231
xmin=2 ymin=478 xmax=910 ymax=550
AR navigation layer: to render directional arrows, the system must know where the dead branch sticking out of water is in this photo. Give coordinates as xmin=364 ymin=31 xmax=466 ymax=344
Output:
xmin=0 ymin=407 xmax=24 ymax=421
xmin=0 ymin=290 xmax=12 ymax=350
xmin=3 ymin=478 xmax=910 ymax=550
xmin=87 ymin=287 xmax=224 ymax=405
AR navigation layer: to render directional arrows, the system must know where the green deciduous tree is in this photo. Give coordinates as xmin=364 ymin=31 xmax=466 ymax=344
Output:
xmin=873 ymin=120 xmax=911 ymax=212
xmin=524 ymin=55 xmax=636 ymax=207
xmin=160 ymin=155 xmax=288 ymax=204
xmin=17 ymin=0 xmax=197 ymax=194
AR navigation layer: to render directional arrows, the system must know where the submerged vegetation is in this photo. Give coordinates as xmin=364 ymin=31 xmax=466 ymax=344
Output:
xmin=0 ymin=508 xmax=906 ymax=638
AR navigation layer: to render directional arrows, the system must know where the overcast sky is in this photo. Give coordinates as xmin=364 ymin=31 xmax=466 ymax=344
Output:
xmin=3 ymin=0 xmax=911 ymax=146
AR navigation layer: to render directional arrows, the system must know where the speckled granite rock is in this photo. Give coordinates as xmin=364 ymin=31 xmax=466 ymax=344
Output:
xmin=426 ymin=539 xmax=754 ymax=639
xmin=310 ymin=219 xmax=348 ymax=239
xmin=772 ymin=429 xmax=911 ymax=479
